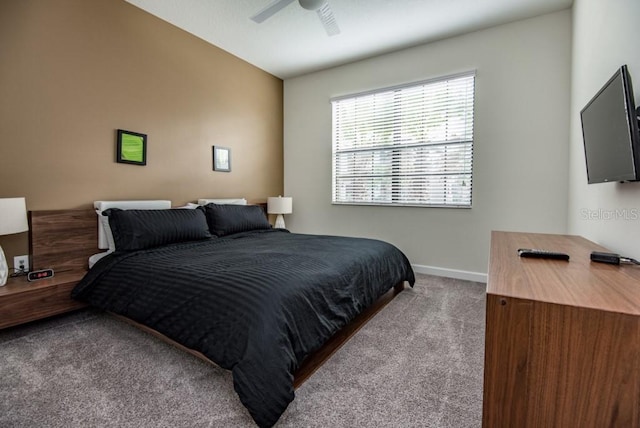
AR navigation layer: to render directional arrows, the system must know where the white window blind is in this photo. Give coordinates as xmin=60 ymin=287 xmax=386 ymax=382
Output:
xmin=331 ymin=71 xmax=475 ymax=207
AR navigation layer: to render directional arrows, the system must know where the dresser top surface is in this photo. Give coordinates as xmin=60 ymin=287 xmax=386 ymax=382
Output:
xmin=488 ymin=231 xmax=640 ymax=316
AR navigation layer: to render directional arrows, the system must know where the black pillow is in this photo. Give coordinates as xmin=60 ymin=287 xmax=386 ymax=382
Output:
xmin=203 ymin=204 xmax=271 ymax=237
xmin=104 ymin=208 xmax=212 ymax=251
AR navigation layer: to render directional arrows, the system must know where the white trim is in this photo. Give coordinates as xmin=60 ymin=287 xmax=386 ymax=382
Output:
xmin=412 ymin=264 xmax=487 ymax=283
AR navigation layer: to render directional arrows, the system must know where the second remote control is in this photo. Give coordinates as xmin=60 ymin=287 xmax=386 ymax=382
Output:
xmin=517 ymin=248 xmax=570 ymax=260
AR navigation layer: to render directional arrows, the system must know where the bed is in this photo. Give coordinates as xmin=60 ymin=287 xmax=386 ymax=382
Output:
xmin=30 ymin=202 xmax=415 ymax=427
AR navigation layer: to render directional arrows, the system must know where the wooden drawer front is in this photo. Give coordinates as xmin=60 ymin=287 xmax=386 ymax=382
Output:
xmin=482 ymin=294 xmax=533 ymax=427
xmin=0 ymin=281 xmax=86 ymax=329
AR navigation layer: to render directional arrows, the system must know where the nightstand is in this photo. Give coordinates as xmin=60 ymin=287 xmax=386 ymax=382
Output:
xmin=0 ymin=270 xmax=87 ymax=329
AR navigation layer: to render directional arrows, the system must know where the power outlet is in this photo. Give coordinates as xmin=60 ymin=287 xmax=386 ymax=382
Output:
xmin=14 ymin=255 xmax=29 ymax=273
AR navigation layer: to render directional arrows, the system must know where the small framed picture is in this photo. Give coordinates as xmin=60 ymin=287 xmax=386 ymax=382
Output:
xmin=116 ymin=129 xmax=147 ymax=166
xmin=213 ymin=146 xmax=231 ymax=172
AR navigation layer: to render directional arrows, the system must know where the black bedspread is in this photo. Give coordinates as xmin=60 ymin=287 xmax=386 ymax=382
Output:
xmin=72 ymin=229 xmax=415 ymax=427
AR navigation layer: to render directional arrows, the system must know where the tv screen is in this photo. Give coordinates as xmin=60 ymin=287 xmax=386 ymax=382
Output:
xmin=581 ymin=65 xmax=640 ymax=184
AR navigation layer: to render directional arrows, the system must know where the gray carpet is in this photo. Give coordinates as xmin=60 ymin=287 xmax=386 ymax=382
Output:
xmin=0 ymin=274 xmax=485 ymax=427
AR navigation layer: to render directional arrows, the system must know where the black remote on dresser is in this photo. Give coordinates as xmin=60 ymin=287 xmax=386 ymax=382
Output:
xmin=517 ymin=248 xmax=570 ymax=261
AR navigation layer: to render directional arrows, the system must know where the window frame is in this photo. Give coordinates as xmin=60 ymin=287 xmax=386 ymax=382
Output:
xmin=331 ymin=71 xmax=476 ymax=208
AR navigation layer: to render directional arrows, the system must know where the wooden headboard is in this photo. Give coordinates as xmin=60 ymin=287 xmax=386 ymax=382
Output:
xmin=29 ymin=209 xmax=97 ymax=273
xmin=27 ymin=203 xmax=268 ymax=273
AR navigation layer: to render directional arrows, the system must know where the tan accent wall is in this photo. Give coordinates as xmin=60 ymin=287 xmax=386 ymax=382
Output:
xmin=0 ymin=0 xmax=283 ymax=263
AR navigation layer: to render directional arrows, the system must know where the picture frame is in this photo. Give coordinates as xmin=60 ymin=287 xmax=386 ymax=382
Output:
xmin=213 ymin=146 xmax=231 ymax=172
xmin=116 ymin=129 xmax=147 ymax=166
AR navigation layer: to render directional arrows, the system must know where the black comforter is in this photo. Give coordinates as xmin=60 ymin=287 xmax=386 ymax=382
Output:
xmin=72 ymin=229 xmax=415 ymax=427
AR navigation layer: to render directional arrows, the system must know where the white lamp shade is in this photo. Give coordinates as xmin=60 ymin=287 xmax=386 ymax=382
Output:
xmin=0 ymin=197 xmax=28 ymax=236
xmin=299 ymin=0 xmax=325 ymax=10
xmin=267 ymin=196 xmax=293 ymax=215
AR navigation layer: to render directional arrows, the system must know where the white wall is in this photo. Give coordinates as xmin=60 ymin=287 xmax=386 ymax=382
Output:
xmin=284 ymin=11 xmax=571 ymax=278
xmin=568 ymin=0 xmax=640 ymax=257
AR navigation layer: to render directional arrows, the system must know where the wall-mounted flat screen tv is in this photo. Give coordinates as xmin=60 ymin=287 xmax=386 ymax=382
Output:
xmin=581 ymin=65 xmax=640 ymax=184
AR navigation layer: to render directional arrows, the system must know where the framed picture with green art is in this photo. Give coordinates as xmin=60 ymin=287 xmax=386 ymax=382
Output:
xmin=116 ymin=129 xmax=147 ymax=166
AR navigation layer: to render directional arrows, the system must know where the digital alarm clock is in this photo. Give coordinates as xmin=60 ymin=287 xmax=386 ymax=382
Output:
xmin=27 ymin=269 xmax=55 ymax=282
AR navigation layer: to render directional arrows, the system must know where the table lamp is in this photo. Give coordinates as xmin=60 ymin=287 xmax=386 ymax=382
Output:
xmin=0 ymin=197 xmax=29 ymax=286
xmin=267 ymin=196 xmax=293 ymax=229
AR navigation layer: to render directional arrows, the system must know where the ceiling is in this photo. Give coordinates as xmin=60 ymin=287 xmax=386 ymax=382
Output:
xmin=125 ymin=0 xmax=573 ymax=79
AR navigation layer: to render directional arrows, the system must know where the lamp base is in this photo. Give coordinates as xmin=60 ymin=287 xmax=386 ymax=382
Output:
xmin=0 ymin=245 xmax=8 ymax=286
xmin=274 ymin=214 xmax=286 ymax=229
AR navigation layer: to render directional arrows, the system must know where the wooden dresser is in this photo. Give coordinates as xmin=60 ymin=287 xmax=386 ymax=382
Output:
xmin=483 ymin=231 xmax=639 ymax=427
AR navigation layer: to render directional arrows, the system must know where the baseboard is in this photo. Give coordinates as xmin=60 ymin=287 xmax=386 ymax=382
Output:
xmin=412 ymin=264 xmax=487 ymax=283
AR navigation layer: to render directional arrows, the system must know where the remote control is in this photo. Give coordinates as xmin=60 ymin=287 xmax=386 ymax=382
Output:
xmin=517 ymin=248 xmax=569 ymax=261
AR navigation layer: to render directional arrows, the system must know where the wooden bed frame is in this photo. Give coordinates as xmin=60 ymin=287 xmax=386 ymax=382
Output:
xmin=29 ymin=208 xmax=406 ymax=388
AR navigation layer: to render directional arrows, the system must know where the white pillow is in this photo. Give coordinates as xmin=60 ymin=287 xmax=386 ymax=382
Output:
xmin=174 ymin=203 xmax=200 ymax=209
xmin=197 ymin=198 xmax=247 ymax=205
xmin=97 ymin=212 xmax=116 ymax=252
xmin=88 ymin=251 xmax=111 ymax=269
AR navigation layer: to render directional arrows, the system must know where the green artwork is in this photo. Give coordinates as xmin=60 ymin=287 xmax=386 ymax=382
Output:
xmin=121 ymin=133 xmax=144 ymax=162
xmin=116 ymin=129 xmax=147 ymax=165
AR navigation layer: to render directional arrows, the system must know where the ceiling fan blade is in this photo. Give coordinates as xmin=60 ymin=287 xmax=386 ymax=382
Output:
xmin=316 ymin=3 xmax=340 ymax=36
xmin=250 ymin=0 xmax=296 ymax=23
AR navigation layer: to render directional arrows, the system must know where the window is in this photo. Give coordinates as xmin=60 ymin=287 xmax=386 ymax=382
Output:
xmin=331 ymin=71 xmax=475 ymax=207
